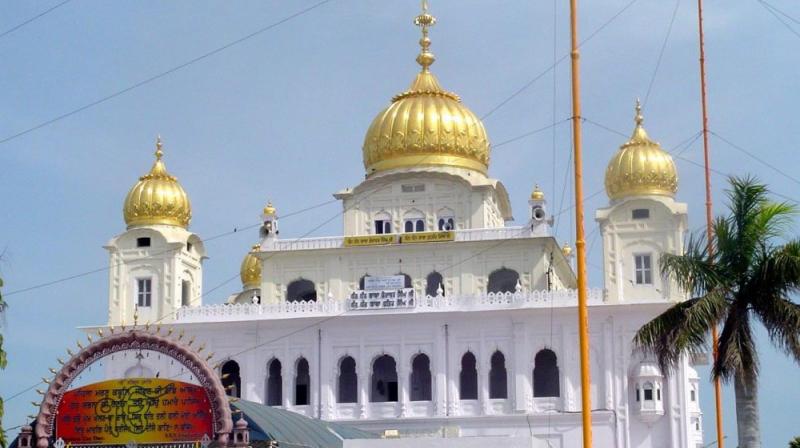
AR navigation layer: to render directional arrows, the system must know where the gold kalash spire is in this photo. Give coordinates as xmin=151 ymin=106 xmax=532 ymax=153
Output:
xmin=123 ymin=136 xmax=192 ymax=228
xmin=604 ymin=100 xmax=678 ymax=200
xmin=362 ymin=1 xmax=491 ymax=176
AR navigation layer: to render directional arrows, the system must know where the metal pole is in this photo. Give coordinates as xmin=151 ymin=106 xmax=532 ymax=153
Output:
xmin=696 ymin=0 xmax=724 ymax=446
xmin=568 ymin=0 xmax=593 ymax=446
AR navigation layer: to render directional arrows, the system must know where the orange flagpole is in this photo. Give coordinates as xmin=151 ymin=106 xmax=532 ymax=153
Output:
xmin=568 ymin=0 xmax=593 ymax=446
xmin=696 ymin=0 xmax=724 ymax=446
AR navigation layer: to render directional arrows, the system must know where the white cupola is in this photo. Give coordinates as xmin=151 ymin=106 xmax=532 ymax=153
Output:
xmin=632 ymin=361 xmax=665 ymax=423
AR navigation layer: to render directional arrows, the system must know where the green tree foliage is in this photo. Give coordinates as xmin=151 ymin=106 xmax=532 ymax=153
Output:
xmin=789 ymin=436 xmax=800 ymax=448
xmin=635 ymin=177 xmax=800 ymax=448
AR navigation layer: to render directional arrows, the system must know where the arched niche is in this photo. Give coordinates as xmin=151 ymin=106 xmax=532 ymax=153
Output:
xmin=35 ymin=329 xmax=232 ymax=448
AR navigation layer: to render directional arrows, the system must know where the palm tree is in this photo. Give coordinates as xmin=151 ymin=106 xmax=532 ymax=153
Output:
xmin=635 ymin=176 xmax=800 ymax=448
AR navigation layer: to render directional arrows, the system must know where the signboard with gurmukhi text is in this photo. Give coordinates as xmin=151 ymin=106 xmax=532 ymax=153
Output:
xmin=55 ymin=378 xmax=213 ymax=445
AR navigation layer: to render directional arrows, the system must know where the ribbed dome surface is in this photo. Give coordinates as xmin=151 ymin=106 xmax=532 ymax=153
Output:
xmin=604 ymin=105 xmax=678 ymax=200
xmin=362 ymin=71 xmax=490 ymax=176
xmin=240 ymin=244 xmax=262 ymax=289
xmin=362 ymin=5 xmax=490 ymax=176
xmin=123 ymin=139 xmax=191 ymax=228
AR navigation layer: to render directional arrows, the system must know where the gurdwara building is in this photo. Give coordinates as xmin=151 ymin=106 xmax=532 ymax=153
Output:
xmin=97 ymin=6 xmax=705 ymax=448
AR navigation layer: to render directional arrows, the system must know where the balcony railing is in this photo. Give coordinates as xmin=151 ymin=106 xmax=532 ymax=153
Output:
xmin=267 ymin=225 xmax=539 ymax=252
xmin=175 ymin=288 xmax=605 ymax=323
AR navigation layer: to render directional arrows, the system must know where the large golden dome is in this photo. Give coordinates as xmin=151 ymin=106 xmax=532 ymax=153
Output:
xmin=362 ymin=5 xmax=490 ymax=176
xmin=123 ymin=137 xmax=192 ymax=228
xmin=605 ymin=102 xmax=678 ymax=200
xmin=240 ymin=244 xmax=262 ymax=289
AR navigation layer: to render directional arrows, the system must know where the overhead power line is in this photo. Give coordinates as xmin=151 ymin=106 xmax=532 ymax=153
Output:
xmin=0 ymin=0 xmax=335 ymax=146
xmin=757 ymin=0 xmax=800 ymax=40
xmin=643 ymin=0 xmax=681 ymax=107
xmin=480 ymin=0 xmax=641 ymax=120
xmin=0 ymin=0 xmax=73 ymax=40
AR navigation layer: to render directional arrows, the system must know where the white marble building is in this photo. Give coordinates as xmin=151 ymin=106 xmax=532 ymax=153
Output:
xmin=97 ymin=6 xmax=705 ymax=448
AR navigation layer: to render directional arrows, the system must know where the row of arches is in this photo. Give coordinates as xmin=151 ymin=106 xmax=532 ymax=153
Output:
xmin=220 ymin=349 xmax=560 ymax=405
xmin=285 ymin=268 xmax=523 ymax=302
xmin=374 ymin=209 xmax=457 ymax=235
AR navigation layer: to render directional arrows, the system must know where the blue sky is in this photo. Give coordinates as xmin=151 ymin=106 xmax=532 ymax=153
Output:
xmin=1 ymin=0 xmax=799 ymax=445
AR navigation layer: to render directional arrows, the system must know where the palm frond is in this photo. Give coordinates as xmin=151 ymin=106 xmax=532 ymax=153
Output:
xmin=660 ymin=232 xmax=721 ymax=295
xmin=714 ymin=303 xmax=758 ymax=381
xmin=635 ymin=291 xmax=727 ymax=374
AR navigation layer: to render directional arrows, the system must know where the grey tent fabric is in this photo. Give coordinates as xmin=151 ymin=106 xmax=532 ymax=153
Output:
xmin=232 ymin=399 xmax=377 ymax=448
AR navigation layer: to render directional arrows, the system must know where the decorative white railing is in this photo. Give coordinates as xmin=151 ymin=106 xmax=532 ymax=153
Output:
xmin=175 ymin=288 xmax=605 ymax=323
xmin=267 ymin=226 xmax=537 ymax=252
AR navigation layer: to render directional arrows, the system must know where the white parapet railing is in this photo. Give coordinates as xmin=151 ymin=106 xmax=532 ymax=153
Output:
xmin=267 ymin=226 xmax=538 ymax=252
xmin=175 ymin=288 xmax=605 ymax=323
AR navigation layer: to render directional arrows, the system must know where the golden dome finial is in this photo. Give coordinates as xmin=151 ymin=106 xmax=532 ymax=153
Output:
xmin=155 ymin=134 xmax=164 ymax=160
xmin=414 ymin=0 xmax=437 ymax=71
xmin=263 ymin=201 xmax=276 ymax=216
xmin=123 ymin=136 xmax=192 ymax=228
xmin=531 ymin=184 xmax=545 ymax=200
xmin=362 ymin=2 xmax=490 ymax=176
xmin=603 ymin=100 xmax=678 ymax=200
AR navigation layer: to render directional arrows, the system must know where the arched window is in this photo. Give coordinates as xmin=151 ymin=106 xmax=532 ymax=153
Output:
xmin=459 ymin=352 xmax=478 ymax=400
xmin=425 ymin=271 xmax=444 ymax=297
xmin=181 ymin=280 xmax=191 ymax=307
xmin=487 ymin=268 xmax=520 ymax=294
xmin=221 ymin=360 xmax=241 ymax=398
xmin=295 ymin=357 xmax=310 ymax=406
xmin=338 ymin=356 xmax=358 ymax=403
xmin=374 ymin=211 xmax=392 ymax=235
xmin=359 ymin=275 xmax=369 ymax=290
xmin=403 ymin=210 xmax=425 ymax=233
xmin=371 ymin=355 xmax=398 ymax=402
xmin=533 ymin=349 xmax=560 ymax=398
xmin=489 ymin=351 xmax=508 ymax=399
xmin=287 ymin=278 xmax=317 ymax=302
xmin=410 ymin=354 xmax=432 ymax=401
xmin=396 ymin=273 xmax=412 ymax=288
xmin=643 ymin=381 xmax=654 ymax=401
xmin=438 ymin=217 xmax=455 ymax=231
xmin=266 ymin=359 xmax=282 ymax=406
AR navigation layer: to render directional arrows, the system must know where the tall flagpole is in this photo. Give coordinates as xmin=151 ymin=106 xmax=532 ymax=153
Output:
xmin=568 ymin=0 xmax=593 ymax=446
xmin=696 ymin=0 xmax=724 ymax=446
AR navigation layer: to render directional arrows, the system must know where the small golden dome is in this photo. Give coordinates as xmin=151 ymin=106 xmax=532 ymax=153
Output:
xmin=123 ymin=137 xmax=192 ymax=228
xmin=240 ymin=244 xmax=262 ymax=289
xmin=263 ymin=201 xmax=276 ymax=216
xmin=561 ymin=242 xmax=573 ymax=258
xmin=362 ymin=4 xmax=490 ymax=176
xmin=605 ymin=101 xmax=678 ymax=200
xmin=531 ymin=184 xmax=545 ymax=200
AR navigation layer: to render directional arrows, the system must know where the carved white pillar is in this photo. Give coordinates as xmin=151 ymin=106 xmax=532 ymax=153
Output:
xmin=435 ymin=324 xmax=447 ymax=417
xmin=512 ymin=322 xmax=529 ymax=412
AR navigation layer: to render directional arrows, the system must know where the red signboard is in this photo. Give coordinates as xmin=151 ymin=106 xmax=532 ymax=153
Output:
xmin=55 ymin=378 xmax=213 ymax=445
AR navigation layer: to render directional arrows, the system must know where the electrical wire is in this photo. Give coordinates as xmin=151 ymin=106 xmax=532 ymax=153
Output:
xmin=757 ymin=0 xmax=800 ymax=40
xmin=0 ymin=0 xmax=73 ymax=40
xmin=643 ymin=0 xmax=681 ymax=107
xmin=480 ymin=0 xmax=641 ymax=120
xmin=710 ymin=131 xmax=800 ymax=186
xmin=0 ymin=0 xmax=335 ymax=146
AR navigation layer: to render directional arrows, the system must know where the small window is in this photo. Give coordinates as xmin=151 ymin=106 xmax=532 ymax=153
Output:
xmin=186 ymin=242 xmax=193 ymax=252
xmin=636 ymin=388 xmax=640 ymax=402
xmin=690 ymin=389 xmax=696 ymax=402
xmin=136 ymin=237 xmax=151 ymax=247
xmin=438 ymin=217 xmax=455 ymax=231
xmin=632 ymin=208 xmax=650 ymax=220
xmin=643 ymin=382 xmax=654 ymax=401
xmin=137 ymin=278 xmax=152 ymax=307
xmin=634 ymin=254 xmax=653 ymax=285
xmin=401 ymin=184 xmax=425 ymax=193
xmin=375 ymin=220 xmax=392 ymax=234
xmin=657 ymin=388 xmax=661 ymax=400
xmin=181 ymin=280 xmax=191 ymax=307
xmin=404 ymin=219 xmax=425 ymax=233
